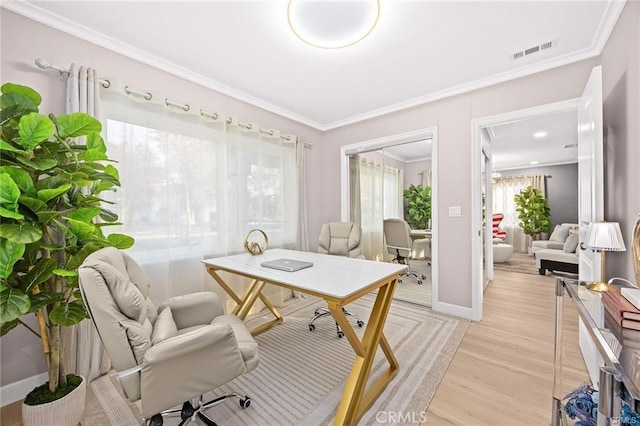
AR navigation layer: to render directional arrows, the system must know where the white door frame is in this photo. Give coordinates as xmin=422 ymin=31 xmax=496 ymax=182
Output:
xmin=340 ymin=127 xmax=439 ymax=306
xmin=470 ymin=99 xmax=579 ymax=320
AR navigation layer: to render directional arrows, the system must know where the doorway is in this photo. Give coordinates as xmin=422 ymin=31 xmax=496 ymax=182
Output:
xmin=340 ymin=128 xmax=438 ymax=307
xmin=471 ymin=98 xmax=580 ymax=319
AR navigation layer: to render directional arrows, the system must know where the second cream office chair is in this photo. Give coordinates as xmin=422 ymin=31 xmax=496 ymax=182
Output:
xmin=383 ymin=218 xmax=428 ymax=285
xmin=310 ymin=222 xmax=365 ymax=338
xmin=78 ymin=247 xmax=258 ymax=425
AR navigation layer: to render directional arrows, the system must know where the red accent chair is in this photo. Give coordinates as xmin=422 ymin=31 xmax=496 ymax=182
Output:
xmin=492 ymin=213 xmax=507 ymax=241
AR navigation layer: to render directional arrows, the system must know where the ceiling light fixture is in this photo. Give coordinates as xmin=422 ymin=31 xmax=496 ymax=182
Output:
xmin=530 ymin=161 xmax=539 ymax=165
xmin=287 ymin=0 xmax=380 ymax=49
xmin=533 ymin=131 xmax=548 ymax=138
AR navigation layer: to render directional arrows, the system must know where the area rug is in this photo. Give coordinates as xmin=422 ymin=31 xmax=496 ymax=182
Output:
xmin=81 ymin=295 xmax=469 ymax=425
xmin=491 ymin=251 xmax=539 ymax=276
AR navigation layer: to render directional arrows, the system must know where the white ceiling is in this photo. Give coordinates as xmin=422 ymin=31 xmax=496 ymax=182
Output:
xmin=4 ymin=0 xmax=623 ymax=168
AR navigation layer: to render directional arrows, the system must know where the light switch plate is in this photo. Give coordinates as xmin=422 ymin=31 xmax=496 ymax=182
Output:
xmin=448 ymin=206 xmax=461 ymax=217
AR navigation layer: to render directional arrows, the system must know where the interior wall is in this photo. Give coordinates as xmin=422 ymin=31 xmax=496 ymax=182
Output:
xmin=322 ymin=59 xmax=600 ymax=311
xmin=496 ymin=163 xmax=578 ymax=226
xmin=404 ymin=160 xmax=430 ymax=189
xmin=0 ymin=10 xmax=324 ymax=388
xmin=601 ymin=0 xmax=640 ymax=283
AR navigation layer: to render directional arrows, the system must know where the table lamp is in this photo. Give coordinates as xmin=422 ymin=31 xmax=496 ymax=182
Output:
xmin=585 ymin=221 xmax=626 ymax=292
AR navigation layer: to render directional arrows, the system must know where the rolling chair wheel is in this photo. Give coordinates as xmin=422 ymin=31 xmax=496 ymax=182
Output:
xmin=357 ymin=320 xmax=364 ymax=327
xmin=337 ymin=331 xmax=344 ymax=338
xmin=418 ymin=280 xmax=422 ymax=285
xmin=239 ymin=396 xmax=251 ymax=409
xmin=308 ymin=324 xmax=316 ymax=332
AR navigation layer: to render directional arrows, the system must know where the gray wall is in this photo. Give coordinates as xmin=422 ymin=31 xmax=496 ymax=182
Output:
xmin=496 ymin=163 xmax=578 ymax=226
xmin=601 ymin=1 xmax=640 ymax=283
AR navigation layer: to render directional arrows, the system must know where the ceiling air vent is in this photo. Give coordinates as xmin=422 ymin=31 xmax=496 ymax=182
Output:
xmin=510 ymin=39 xmax=558 ymax=61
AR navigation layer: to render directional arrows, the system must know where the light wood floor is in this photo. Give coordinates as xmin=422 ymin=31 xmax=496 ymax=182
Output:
xmin=424 ymin=269 xmax=587 ymax=425
xmin=1 ymin=270 xmax=587 ymax=425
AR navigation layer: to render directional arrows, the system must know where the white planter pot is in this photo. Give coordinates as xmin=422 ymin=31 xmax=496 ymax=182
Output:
xmin=22 ymin=375 xmax=86 ymax=426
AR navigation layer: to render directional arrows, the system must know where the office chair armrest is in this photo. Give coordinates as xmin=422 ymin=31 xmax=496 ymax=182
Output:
xmin=158 ymin=291 xmax=224 ymax=329
xmin=140 ymin=323 xmax=247 ymax=418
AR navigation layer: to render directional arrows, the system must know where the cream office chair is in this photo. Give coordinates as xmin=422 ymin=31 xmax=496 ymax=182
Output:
xmin=383 ymin=218 xmax=428 ymax=285
xmin=78 ymin=247 xmax=259 ymax=426
xmin=310 ymin=222 xmax=365 ymax=338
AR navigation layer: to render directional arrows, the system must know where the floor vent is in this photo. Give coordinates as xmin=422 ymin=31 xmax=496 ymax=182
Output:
xmin=510 ymin=39 xmax=558 ymax=61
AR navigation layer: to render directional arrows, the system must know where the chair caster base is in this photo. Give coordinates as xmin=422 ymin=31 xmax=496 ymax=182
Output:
xmin=239 ymin=396 xmax=251 ymax=409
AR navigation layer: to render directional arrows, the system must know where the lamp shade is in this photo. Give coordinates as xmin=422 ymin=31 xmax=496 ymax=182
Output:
xmin=586 ymin=222 xmax=626 ymax=252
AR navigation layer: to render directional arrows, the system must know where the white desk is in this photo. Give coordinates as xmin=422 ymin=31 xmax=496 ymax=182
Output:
xmin=410 ymin=229 xmax=432 ymax=238
xmin=203 ymin=249 xmax=406 ymax=426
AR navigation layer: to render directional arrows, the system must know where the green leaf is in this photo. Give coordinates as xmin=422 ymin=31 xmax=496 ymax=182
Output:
xmin=0 ymin=239 xmax=25 ymax=279
xmin=86 ymin=133 xmax=107 ymax=153
xmin=28 ymin=292 xmax=63 ymax=313
xmin=22 ymin=258 xmax=57 ymax=293
xmin=0 ymin=224 xmax=42 ymax=244
xmin=56 ymin=113 xmax=102 ymax=139
xmin=0 ymin=139 xmax=27 ymax=154
xmin=67 ymin=207 xmax=100 ymax=223
xmin=99 ymin=208 xmax=118 ymax=222
xmin=0 ymin=288 xmax=31 ymax=322
xmin=0 ymin=173 xmax=20 ymax=207
xmin=107 ymin=233 xmax=135 ymax=249
xmin=49 ymin=300 xmax=87 ymax=326
xmin=1 ymin=83 xmax=42 ymax=106
xmin=0 ymin=207 xmax=24 ymax=220
xmin=66 ymin=218 xmax=95 ymax=241
xmin=0 ymin=93 xmax=38 ymax=123
xmin=37 ymin=184 xmax=72 ymax=203
xmin=0 ymin=167 xmax=35 ymax=196
xmin=0 ymin=319 xmax=19 ymax=337
xmin=53 ymin=269 xmax=79 ymax=278
xmin=79 ymin=149 xmax=108 ymax=161
xmin=19 ymin=196 xmax=47 ymax=213
xmin=15 ymin=156 xmax=57 ymax=171
xmin=104 ymin=164 xmax=119 ymax=180
xmin=18 ymin=113 xmax=54 ymax=149
xmin=35 ymin=211 xmax=60 ymax=223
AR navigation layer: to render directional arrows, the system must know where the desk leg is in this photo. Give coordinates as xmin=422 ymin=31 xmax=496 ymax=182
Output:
xmin=328 ymin=276 xmax=399 ymax=426
xmin=206 ymin=268 xmax=283 ymax=334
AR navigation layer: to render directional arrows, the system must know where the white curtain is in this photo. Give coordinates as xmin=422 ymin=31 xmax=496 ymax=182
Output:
xmin=383 ymin=166 xmax=403 ymax=220
xmin=295 ymin=137 xmax=309 ymax=252
xmin=349 ymin=155 xmax=361 ymax=224
xmin=421 ymin=169 xmax=432 ymax=187
xmin=492 ymin=173 xmax=546 ymax=253
xmin=99 ymin=79 xmax=302 ymax=310
xmin=357 ymin=157 xmax=403 ymax=260
xmin=61 ymin=64 xmax=111 ymax=382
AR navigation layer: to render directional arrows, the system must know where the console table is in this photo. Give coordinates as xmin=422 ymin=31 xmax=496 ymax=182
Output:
xmin=552 ymin=277 xmax=640 ymax=425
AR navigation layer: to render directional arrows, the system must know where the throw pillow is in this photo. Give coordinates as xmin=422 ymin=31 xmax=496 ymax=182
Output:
xmin=550 ymin=225 xmax=571 ymax=242
xmin=563 ymin=233 xmax=579 ymax=253
xmin=151 ymin=306 xmax=178 ymax=345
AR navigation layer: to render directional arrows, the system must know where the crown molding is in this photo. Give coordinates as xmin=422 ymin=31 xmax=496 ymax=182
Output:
xmin=4 ymin=0 xmax=625 ymax=132
xmin=1 ymin=1 xmax=325 ymax=131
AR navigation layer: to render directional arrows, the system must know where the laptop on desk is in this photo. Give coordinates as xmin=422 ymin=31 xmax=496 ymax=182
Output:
xmin=260 ymin=258 xmax=313 ymax=272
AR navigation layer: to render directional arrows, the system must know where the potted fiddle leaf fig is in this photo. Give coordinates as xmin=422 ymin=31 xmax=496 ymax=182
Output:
xmin=403 ymin=184 xmax=431 ymax=229
xmin=514 ymin=186 xmax=552 ymax=239
xmin=0 ymin=82 xmax=134 ymax=425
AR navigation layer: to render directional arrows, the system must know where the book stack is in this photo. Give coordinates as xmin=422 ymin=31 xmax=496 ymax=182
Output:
xmin=602 ymin=290 xmax=640 ymax=376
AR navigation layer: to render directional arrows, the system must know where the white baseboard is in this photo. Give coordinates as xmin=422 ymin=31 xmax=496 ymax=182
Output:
xmin=1 ymin=372 xmax=48 ymax=407
xmin=432 ymin=300 xmax=474 ymax=320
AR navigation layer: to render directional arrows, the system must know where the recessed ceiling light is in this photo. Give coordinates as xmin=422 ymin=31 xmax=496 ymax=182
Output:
xmin=287 ymin=0 xmax=380 ymax=49
xmin=533 ymin=131 xmax=547 ymax=138
xmin=530 ymin=161 xmax=539 ymax=165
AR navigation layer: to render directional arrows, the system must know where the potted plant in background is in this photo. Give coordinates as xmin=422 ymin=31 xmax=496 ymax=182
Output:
xmin=514 ymin=185 xmax=552 ymax=250
xmin=0 ymin=83 xmax=134 ymax=425
xmin=403 ymin=184 xmax=431 ymax=229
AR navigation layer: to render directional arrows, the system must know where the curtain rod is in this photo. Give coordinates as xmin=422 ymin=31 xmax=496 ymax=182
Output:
xmin=34 ymin=58 xmax=311 ymax=147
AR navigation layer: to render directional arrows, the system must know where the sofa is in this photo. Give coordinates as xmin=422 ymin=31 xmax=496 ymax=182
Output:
xmin=531 ymin=223 xmax=579 ymax=256
xmin=535 ymin=223 xmax=580 ymax=276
